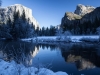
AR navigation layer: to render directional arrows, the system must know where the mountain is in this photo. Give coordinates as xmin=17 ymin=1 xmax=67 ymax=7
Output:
xmin=61 ymin=4 xmax=95 ymax=26
xmin=61 ymin=4 xmax=100 ymax=35
xmin=0 ymin=4 xmax=39 ymax=28
xmin=0 ymin=4 xmax=39 ymax=39
xmin=74 ymin=4 xmax=95 ymax=16
xmin=81 ymin=7 xmax=100 ymax=23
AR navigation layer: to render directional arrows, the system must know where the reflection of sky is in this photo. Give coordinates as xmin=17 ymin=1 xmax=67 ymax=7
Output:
xmin=32 ymin=47 xmax=78 ymax=74
xmin=32 ymin=44 xmax=100 ymax=75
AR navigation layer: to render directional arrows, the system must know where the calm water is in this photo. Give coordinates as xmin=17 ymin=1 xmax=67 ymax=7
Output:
xmin=0 ymin=40 xmax=100 ymax=75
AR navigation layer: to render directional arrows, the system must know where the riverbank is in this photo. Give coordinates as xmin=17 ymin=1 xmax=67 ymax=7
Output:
xmin=0 ymin=59 xmax=68 ymax=75
xmin=21 ymin=35 xmax=99 ymax=43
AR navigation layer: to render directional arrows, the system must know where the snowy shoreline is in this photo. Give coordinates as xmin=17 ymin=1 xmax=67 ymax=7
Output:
xmin=0 ymin=36 xmax=98 ymax=75
xmin=0 ymin=59 xmax=68 ymax=75
xmin=21 ymin=35 xmax=99 ymax=43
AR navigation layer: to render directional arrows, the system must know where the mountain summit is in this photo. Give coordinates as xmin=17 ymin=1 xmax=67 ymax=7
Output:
xmin=0 ymin=4 xmax=40 ymax=39
xmin=61 ymin=4 xmax=97 ymax=25
xmin=61 ymin=4 xmax=100 ymax=35
xmin=74 ymin=4 xmax=95 ymax=16
xmin=0 ymin=4 xmax=39 ymax=28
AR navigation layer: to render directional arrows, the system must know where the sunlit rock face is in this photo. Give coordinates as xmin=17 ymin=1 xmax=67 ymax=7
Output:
xmin=74 ymin=4 xmax=95 ymax=16
xmin=81 ymin=7 xmax=100 ymax=23
xmin=61 ymin=12 xmax=82 ymax=25
xmin=61 ymin=4 xmax=96 ymax=26
xmin=0 ymin=4 xmax=39 ymax=28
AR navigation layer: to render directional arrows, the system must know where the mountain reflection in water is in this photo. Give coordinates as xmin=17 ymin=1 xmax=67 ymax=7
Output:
xmin=0 ymin=41 xmax=100 ymax=75
xmin=61 ymin=43 xmax=100 ymax=70
xmin=0 ymin=40 xmax=39 ymax=66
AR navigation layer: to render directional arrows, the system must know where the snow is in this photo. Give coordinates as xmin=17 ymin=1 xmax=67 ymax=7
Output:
xmin=1 ymin=4 xmax=39 ymax=29
xmin=71 ymin=35 xmax=99 ymax=42
xmin=0 ymin=59 xmax=68 ymax=75
xmin=21 ymin=35 xmax=99 ymax=43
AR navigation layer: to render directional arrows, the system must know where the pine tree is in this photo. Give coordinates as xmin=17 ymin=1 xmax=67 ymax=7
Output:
xmin=45 ymin=27 xmax=49 ymax=36
xmin=41 ymin=27 xmax=45 ymax=36
xmin=97 ymin=27 xmax=100 ymax=42
xmin=11 ymin=10 xmax=20 ymax=39
xmin=35 ymin=26 xmax=39 ymax=36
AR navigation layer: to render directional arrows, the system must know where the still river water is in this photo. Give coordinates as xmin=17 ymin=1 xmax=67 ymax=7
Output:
xmin=0 ymin=40 xmax=100 ymax=75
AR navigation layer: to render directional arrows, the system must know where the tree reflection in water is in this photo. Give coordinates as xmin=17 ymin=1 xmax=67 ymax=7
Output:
xmin=0 ymin=40 xmax=39 ymax=67
xmin=60 ymin=43 xmax=100 ymax=70
xmin=0 ymin=41 xmax=100 ymax=74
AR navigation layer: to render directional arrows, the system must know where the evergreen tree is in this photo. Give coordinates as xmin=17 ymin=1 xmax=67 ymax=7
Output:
xmin=38 ymin=28 xmax=42 ymax=36
xmin=45 ymin=27 xmax=49 ymax=36
xmin=35 ymin=26 xmax=39 ymax=36
xmin=62 ymin=24 xmax=67 ymax=32
xmin=97 ymin=26 xmax=100 ymax=42
xmin=50 ymin=25 xmax=56 ymax=36
xmin=0 ymin=23 xmax=12 ymax=39
xmin=41 ymin=27 xmax=45 ymax=36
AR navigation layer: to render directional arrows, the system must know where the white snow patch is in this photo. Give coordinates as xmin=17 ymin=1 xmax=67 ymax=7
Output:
xmin=21 ymin=35 xmax=99 ymax=43
xmin=0 ymin=59 xmax=68 ymax=75
xmin=0 ymin=4 xmax=39 ymax=29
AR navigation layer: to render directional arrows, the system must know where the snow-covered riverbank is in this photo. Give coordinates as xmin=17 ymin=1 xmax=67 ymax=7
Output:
xmin=0 ymin=59 xmax=68 ymax=75
xmin=21 ymin=35 xmax=99 ymax=43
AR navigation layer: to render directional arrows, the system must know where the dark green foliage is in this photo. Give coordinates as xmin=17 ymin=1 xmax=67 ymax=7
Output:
xmin=61 ymin=16 xmax=100 ymax=35
xmin=49 ymin=26 xmax=56 ymax=36
xmin=35 ymin=25 xmax=57 ymax=36
xmin=0 ymin=10 xmax=35 ymax=39
xmin=35 ymin=26 xmax=39 ymax=36
xmin=43 ymin=26 xmax=56 ymax=36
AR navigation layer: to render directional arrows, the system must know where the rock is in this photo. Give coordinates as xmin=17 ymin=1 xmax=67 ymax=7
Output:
xmin=74 ymin=4 xmax=95 ymax=16
xmin=0 ymin=4 xmax=39 ymax=28
xmin=61 ymin=4 xmax=98 ymax=26
xmin=81 ymin=7 xmax=100 ymax=23
xmin=60 ymin=4 xmax=100 ymax=35
xmin=61 ymin=12 xmax=82 ymax=25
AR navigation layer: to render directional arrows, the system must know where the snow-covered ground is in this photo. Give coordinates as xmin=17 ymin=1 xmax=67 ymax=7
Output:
xmin=0 ymin=59 xmax=68 ymax=75
xmin=21 ymin=35 xmax=99 ymax=43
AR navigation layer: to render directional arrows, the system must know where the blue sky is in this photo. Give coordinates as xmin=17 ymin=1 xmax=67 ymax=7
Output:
xmin=2 ymin=0 xmax=100 ymax=28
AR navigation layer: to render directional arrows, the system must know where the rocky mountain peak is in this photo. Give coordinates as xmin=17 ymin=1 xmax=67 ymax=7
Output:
xmin=74 ymin=4 xmax=95 ymax=16
xmin=61 ymin=4 xmax=100 ymax=35
xmin=0 ymin=4 xmax=39 ymax=28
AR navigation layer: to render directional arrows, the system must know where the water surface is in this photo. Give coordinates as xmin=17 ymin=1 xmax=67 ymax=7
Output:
xmin=0 ymin=40 xmax=100 ymax=75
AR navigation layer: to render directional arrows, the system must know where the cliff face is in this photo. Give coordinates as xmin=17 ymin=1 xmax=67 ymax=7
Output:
xmin=61 ymin=12 xmax=82 ymax=25
xmin=0 ymin=4 xmax=39 ymax=28
xmin=74 ymin=4 xmax=95 ymax=16
xmin=0 ymin=4 xmax=40 ymax=39
xmin=81 ymin=7 xmax=100 ymax=23
xmin=61 ymin=4 xmax=96 ymax=26
xmin=61 ymin=4 xmax=100 ymax=35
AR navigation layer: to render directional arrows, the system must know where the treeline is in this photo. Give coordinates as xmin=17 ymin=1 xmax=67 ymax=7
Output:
xmin=35 ymin=16 xmax=100 ymax=36
xmin=1 ymin=10 xmax=100 ymax=39
xmin=35 ymin=26 xmax=56 ymax=36
xmin=62 ymin=17 xmax=100 ymax=35
xmin=0 ymin=10 xmax=35 ymax=39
